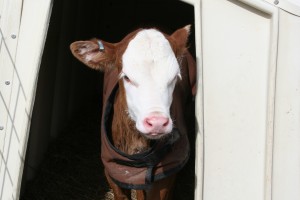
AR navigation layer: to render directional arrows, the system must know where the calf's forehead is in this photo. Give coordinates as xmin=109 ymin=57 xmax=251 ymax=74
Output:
xmin=122 ymin=29 xmax=180 ymax=82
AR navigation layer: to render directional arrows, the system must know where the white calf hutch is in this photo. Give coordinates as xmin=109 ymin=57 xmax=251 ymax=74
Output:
xmin=0 ymin=0 xmax=300 ymax=199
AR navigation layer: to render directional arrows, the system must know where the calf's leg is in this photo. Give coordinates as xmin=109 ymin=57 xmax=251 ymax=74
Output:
xmin=135 ymin=190 xmax=146 ymax=200
xmin=145 ymin=175 xmax=176 ymax=200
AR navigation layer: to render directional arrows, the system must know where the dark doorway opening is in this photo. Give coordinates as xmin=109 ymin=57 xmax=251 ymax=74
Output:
xmin=20 ymin=1 xmax=195 ymax=199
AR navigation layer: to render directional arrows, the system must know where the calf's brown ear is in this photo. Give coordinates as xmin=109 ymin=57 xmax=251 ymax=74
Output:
xmin=70 ymin=39 xmax=116 ymax=71
xmin=168 ymin=24 xmax=191 ymax=57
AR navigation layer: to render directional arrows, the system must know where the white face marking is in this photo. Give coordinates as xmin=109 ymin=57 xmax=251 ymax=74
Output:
xmin=78 ymin=43 xmax=98 ymax=62
xmin=85 ymin=54 xmax=94 ymax=62
xmin=122 ymin=29 xmax=181 ymax=138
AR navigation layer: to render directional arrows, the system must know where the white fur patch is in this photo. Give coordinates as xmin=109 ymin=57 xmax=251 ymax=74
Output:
xmin=85 ymin=54 xmax=94 ymax=62
xmin=122 ymin=29 xmax=181 ymax=135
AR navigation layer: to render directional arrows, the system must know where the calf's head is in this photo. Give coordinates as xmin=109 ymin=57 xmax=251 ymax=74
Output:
xmin=70 ymin=25 xmax=190 ymax=139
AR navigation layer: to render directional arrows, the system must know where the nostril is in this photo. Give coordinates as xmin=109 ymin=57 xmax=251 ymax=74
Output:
xmin=163 ymin=118 xmax=169 ymax=127
xmin=145 ymin=119 xmax=153 ymax=127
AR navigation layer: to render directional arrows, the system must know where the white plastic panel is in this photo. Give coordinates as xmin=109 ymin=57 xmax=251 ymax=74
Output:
xmin=272 ymin=10 xmax=300 ymax=200
xmin=0 ymin=0 xmax=22 ymax=199
xmin=183 ymin=1 xmax=300 ymax=200
xmin=0 ymin=0 xmax=52 ymax=199
xmin=201 ymin=0 xmax=277 ymax=199
xmin=264 ymin=0 xmax=300 ymax=16
xmin=0 ymin=0 xmax=21 ymax=150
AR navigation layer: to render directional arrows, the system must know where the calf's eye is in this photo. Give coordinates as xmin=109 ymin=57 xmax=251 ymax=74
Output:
xmin=123 ymin=75 xmax=131 ymax=83
xmin=121 ymin=72 xmax=138 ymax=87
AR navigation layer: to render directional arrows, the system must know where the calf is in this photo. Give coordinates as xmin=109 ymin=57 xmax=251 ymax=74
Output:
xmin=70 ymin=25 xmax=196 ymax=200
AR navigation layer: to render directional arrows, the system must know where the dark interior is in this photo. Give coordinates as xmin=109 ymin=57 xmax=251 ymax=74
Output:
xmin=20 ymin=0 xmax=195 ymax=199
